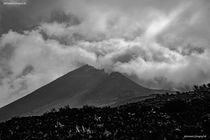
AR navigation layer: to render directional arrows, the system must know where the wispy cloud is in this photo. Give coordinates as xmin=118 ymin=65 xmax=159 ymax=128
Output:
xmin=0 ymin=0 xmax=210 ymax=107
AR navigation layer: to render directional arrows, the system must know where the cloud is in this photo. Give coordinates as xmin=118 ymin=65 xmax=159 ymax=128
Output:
xmin=0 ymin=30 xmax=97 ymax=107
xmin=0 ymin=0 xmax=210 ymax=107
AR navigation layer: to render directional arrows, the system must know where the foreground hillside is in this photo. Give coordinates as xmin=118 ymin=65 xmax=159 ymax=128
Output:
xmin=0 ymin=84 xmax=210 ymax=140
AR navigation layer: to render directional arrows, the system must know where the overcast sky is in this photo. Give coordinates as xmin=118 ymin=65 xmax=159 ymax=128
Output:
xmin=0 ymin=0 xmax=210 ymax=107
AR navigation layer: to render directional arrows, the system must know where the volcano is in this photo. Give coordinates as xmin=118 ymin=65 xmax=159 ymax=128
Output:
xmin=0 ymin=65 xmax=165 ymax=122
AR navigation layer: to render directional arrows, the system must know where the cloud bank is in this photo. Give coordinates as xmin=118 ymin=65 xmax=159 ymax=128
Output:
xmin=0 ymin=0 xmax=210 ymax=107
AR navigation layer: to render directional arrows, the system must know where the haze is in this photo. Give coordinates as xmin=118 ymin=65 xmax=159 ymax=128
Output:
xmin=0 ymin=0 xmax=210 ymax=107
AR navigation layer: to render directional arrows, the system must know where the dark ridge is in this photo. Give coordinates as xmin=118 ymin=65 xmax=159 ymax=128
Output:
xmin=0 ymin=84 xmax=210 ymax=139
xmin=0 ymin=64 xmax=167 ymax=122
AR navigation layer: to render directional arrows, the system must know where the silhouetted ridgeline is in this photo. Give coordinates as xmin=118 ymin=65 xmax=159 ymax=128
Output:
xmin=0 ymin=65 xmax=164 ymax=122
xmin=0 ymin=84 xmax=210 ymax=140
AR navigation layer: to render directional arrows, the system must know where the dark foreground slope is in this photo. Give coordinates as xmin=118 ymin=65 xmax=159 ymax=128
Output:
xmin=0 ymin=65 xmax=163 ymax=122
xmin=0 ymin=84 xmax=210 ymax=140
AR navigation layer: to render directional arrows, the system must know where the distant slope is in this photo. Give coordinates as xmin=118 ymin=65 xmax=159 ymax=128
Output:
xmin=0 ymin=65 xmax=166 ymax=122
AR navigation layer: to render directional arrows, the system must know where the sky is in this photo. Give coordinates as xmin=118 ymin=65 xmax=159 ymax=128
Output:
xmin=0 ymin=0 xmax=210 ymax=107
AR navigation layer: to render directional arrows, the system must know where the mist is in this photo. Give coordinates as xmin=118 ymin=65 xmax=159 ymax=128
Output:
xmin=0 ymin=0 xmax=210 ymax=107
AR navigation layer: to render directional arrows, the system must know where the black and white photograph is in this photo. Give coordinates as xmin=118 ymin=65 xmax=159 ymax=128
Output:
xmin=0 ymin=0 xmax=210 ymax=139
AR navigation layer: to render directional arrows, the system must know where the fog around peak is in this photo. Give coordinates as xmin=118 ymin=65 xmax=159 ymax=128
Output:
xmin=0 ymin=0 xmax=210 ymax=107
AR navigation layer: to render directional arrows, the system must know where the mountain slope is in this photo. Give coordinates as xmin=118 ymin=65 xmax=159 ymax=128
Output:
xmin=0 ymin=65 xmax=165 ymax=122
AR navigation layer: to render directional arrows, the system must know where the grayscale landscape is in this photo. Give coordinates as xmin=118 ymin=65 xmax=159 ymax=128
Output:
xmin=0 ymin=0 xmax=210 ymax=139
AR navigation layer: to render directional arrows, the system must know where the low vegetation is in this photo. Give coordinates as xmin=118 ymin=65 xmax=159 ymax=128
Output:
xmin=0 ymin=84 xmax=210 ymax=139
